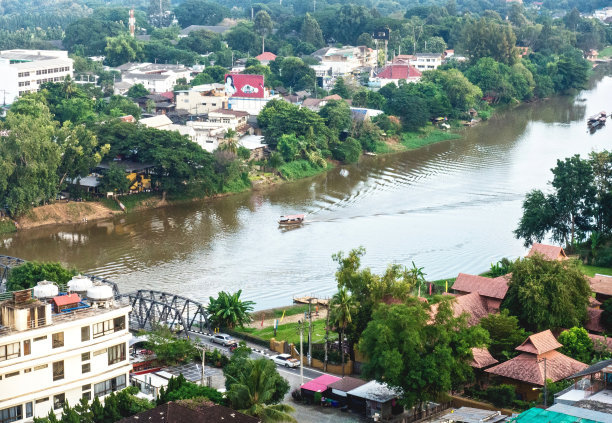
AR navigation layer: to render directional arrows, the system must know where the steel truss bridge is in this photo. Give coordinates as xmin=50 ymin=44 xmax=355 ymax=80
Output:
xmin=1 ymin=256 xmax=209 ymax=335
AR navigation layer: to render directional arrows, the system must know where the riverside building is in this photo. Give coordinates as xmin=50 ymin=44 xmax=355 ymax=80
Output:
xmin=0 ymin=278 xmax=131 ymax=421
xmin=0 ymin=50 xmax=74 ymax=105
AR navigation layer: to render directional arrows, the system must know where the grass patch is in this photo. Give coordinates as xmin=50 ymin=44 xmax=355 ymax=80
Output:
xmin=0 ymin=219 xmax=16 ymax=234
xmin=373 ymin=141 xmax=392 ymax=154
xmin=222 ymin=175 xmax=252 ymax=194
xmin=401 ymin=129 xmax=461 ymax=150
xmin=580 ymin=264 xmax=612 ymax=277
xmin=236 ymin=319 xmax=330 ymax=345
xmin=251 ymin=304 xmax=312 ymax=321
xmin=100 ymin=192 xmax=158 ymax=212
xmin=599 ymin=46 xmax=612 ymax=58
xmin=278 ymin=160 xmax=331 ymax=180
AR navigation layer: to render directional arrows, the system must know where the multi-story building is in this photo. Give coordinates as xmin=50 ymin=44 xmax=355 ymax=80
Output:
xmin=116 ymin=63 xmax=193 ymax=94
xmin=0 ymin=281 xmax=131 ymax=421
xmin=410 ymin=53 xmax=443 ymax=71
xmin=0 ymin=50 xmax=74 ymax=105
xmin=175 ymin=84 xmax=229 ymax=115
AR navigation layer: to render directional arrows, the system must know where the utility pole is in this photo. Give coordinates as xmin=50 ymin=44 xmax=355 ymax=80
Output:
xmin=195 ymin=344 xmax=208 ymax=386
xmin=298 ymin=319 xmax=304 ymax=385
xmin=308 ymin=300 xmax=312 ymax=366
xmin=323 ymin=303 xmax=330 ymax=372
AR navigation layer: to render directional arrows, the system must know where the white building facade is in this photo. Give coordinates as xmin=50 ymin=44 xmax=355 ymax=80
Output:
xmin=410 ymin=53 xmax=443 ymax=71
xmin=0 ymin=288 xmax=131 ymax=421
xmin=0 ymin=50 xmax=74 ymax=105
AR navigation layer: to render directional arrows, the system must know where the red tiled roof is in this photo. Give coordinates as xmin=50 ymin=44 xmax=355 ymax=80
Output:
xmin=119 ymin=401 xmax=261 ymax=423
xmin=589 ymin=297 xmax=602 ymax=307
xmin=589 ymin=333 xmax=612 ymax=351
xmin=585 ymin=308 xmax=605 ymax=333
xmin=255 ymin=52 xmax=277 ymax=61
xmin=323 ymin=94 xmax=343 ymax=101
xmin=471 ymin=347 xmax=498 ymax=369
xmin=52 ymin=293 xmax=81 ymax=306
xmin=160 ymin=91 xmax=174 ymax=100
xmin=516 ymin=330 xmax=562 ymax=355
xmin=527 ymin=243 xmax=567 ymax=260
xmin=376 ymin=64 xmax=421 ymax=80
xmin=590 ymin=274 xmax=612 ymax=296
xmin=485 ymin=351 xmax=587 ymax=386
xmin=430 ymin=292 xmax=490 ymax=327
xmin=452 ymin=273 xmax=510 ymax=300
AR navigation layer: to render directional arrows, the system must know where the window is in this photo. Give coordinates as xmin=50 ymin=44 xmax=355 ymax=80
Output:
xmin=52 ymin=361 xmax=64 ymax=381
xmin=53 ymin=393 xmax=65 ymax=410
xmin=35 ymin=398 xmax=48 ymax=404
xmin=82 ymin=384 xmax=91 ymax=391
xmin=82 ymin=352 xmax=90 ymax=361
xmin=114 ymin=316 xmax=126 ymax=332
xmin=34 ymin=364 xmax=48 ymax=371
xmin=0 ymin=405 xmax=22 ymax=423
xmin=24 ymin=368 xmax=31 ymax=373
xmin=5 ymin=371 xmax=19 ymax=378
xmin=52 ymin=332 xmax=64 ymax=348
xmin=94 ymin=375 xmax=126 ymax=398
xmin=82 ymin=363 xmax=90 ymax=373
xmin=81 ymin=326 xmax=90 ymax=342
xmin=33 ymin=336 xmax=47 ymax=342
xmin=108 ymin=343 xmax=126 ymax=365
xmin=93 ymin=319 xmax=114 ymax=338
xmin=82 ymin=392 xmax=91 ymax=401
xmin=25 ymin=403 xmax=32 ymax=419
xmin=0 ymin=342 xmax=20 ymax=361
xmin=23 ymin=340 xmax=30 ymax=356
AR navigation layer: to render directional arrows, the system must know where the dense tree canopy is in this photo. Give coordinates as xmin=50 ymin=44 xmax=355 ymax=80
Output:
xmin=7 ymin=261 xmax=77 ymax=291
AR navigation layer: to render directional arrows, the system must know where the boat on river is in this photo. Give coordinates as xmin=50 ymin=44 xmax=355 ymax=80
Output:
xmin=279 ymin=214 xmax=305 ymax=225
xmin=588 ymin=111 xmax=606 ymax=126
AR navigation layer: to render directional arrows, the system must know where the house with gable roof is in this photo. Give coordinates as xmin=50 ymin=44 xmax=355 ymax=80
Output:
xmin=486 ymin=330 xmax=588 ymax=401
xmin=527 ymin=243 xmax=568 ymax=261
xmin=452 ymin=273 xmax=510 ymax=312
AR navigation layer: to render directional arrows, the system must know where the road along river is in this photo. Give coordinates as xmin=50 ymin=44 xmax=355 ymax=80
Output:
xmin=2 ymin=67 xmax=612 ymax=309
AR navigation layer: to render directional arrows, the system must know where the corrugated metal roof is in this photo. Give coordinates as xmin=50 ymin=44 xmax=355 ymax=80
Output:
xmin=510 ymin=407 xmax=600 ymax=423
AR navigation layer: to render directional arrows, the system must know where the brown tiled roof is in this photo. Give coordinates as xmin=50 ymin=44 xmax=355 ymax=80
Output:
xmin=209 ymin=108 xmax=249 ymax=117
xmin=471 ymin=347 xmax=498 ymax=369
xmin=589 ymin=297 xmax=602 ymax=307
xmin=302 ymin=98 xmax=322 ymax=108
xmin=323 ymin=94 xmax=343 ymax=101
xmin=485 ymin=351 xmax=588 ymax=386
xmin=590 ymin=274 xmax=612 ymax=296
xmin=585 ymin=308 xmax=605 ymax=333
xmin=452 ymin=273 xmax=510 ymax=300
xmin=328 ymin=376 xmax=367 ymax=393
xmin=119 ymin=402 xmax=261 ymax=423
xmin=526 ymin=243 xmax=567 ymax=260
xmin=516 ymin=330 xmax=562 ymax=355
xmin=430 ymin=292 xmax=490 ymax=326
xmin=589 ymin=334 xmax=612 ymax=351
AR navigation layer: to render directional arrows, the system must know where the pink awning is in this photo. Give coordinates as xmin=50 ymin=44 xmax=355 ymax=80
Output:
xmin=300 ymin=374 xmax=341 ymax=392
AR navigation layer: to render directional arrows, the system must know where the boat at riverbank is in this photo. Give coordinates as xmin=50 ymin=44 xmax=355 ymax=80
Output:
xmin=279 ymin=214 xmax=305 ymax=225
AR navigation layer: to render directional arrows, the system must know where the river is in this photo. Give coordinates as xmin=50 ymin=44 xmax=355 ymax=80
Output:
xmin=2 ymin=67 xmax=612 ymax=310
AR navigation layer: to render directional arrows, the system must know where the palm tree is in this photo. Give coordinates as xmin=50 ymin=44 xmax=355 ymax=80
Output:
xmin=221 ymin=128 xmax=239 ymax=154
xmin=227 ymin=358 xmax=296 ymax=423
xmin=409 ymin=261 xmax=427 ymax=297
xmin=330 ymin=288 xmax=356 ymax=376
xmin=207 ymin=290 xmax=255 ymax=329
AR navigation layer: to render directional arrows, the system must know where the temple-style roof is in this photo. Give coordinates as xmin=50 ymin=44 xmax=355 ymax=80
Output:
xmin=516 ymin=330 xmax=562 ymax=355
xmin=452 ymin=273 xmax=510 ymax=300
xmin=527 ymin=243 xmax=567 ymax=260
xmin=590 ymin=274 xmax=612 ymax=296
xmin=585 ymin=307 xmax=604 ymax=333
xmin=429 ymin=292 xmax=490 ymax=326
xmin=470 ymin=347 xmax=499 ymax=369
xmin=485 ymin=351 xmax=587 ymax=386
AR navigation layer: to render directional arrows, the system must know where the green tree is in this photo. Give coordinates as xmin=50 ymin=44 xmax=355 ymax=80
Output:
xmin=558 ymin=327 xmax=594 ymax=363
xmin=144 ymin=325 xmax=198 ymax=365
xmin=461 ymin=17 xmax=519 ymax=65
xmin=98 ymin=163 xmax=131 ymax=195
xmin=64 ymin=18 xmax=124 ymax=55
xmin=301 ymin=13 xmax=324 ymax=48
xmin=158 ymin=374 xmax=225 ymax=405
xmin=258 ymin=100 xmax=326 ymax=149
xmin=226 ymin=358 xmax=295 ymax=423
xmin=174 ymin=0 xmax=228 ymax=27
xmin=7 ymin=262 xmax=76 ymax=291
xmin=104 ymin=35 xmax=145 ymax=67
xmin=602 ymin=299 xmax=612 ymax=334
xmin=330 ymin=77 xmax=351 ymax=99
xmin=479 ymin=309 xmax=529 ymax=361
xmin=330 ymin=288 xmax=356 ymax=376
xmin=220 ymin=129 xmax=239 ymax=154
xmin=359 ymin=298 xmax=489 ymax=410
xmin=422 ymin=69 xmax=483 ymax=112
xmin=207 ymin=290 xmax=255 ymax=329
xmin=319 ymin=100 xmax=352 ymax=133
xmin=0 ymin=101 xmax=61 ymax=217
xmin=126 ymin=84 xmax=150 ymax=99
xmin=254 ymin=11 xmax=273 ymax=54
xmin=278 ymin=57 xmax=315 ymax=91
xmin=502 ymin=256 xmax=591 ymax=332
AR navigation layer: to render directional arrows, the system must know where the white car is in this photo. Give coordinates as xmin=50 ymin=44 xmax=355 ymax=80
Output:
xmin=211 ymin=333 xmax=237 ymax=347
xmin=272 ymin=353 xmax=300 ymax=368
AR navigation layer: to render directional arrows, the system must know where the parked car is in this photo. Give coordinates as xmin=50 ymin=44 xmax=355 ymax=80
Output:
xmin=211 ymin=333 xmax=237 ymax=346
xmin=271 ymin=353 xmax=300 ymax=368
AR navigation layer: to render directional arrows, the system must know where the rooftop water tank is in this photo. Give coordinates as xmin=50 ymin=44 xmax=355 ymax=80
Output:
xmin=67 ymin=274 xmax=93 ymax=294
xmin=86 ymin=284 xmax=114 ymax=302
xmin=33 ymin=281 xmax=59 ymax=300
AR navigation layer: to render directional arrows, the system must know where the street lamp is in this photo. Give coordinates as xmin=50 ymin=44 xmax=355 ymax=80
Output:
xmin=194 ymin=344 xmax=208 ymax=387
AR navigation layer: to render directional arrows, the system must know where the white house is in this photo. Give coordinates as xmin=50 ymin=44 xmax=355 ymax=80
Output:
xmin=175 ymin=84 xmax=228 ymax=115
xmin=117 ymin=63 xmax=192 ymax=94
xmin=410 ymin=53 xmax=443 ymax=71
xmin=0 ymin=281 xmax=131 ymax=421
xmin=0 ymin=49 xmax=73 ymax=105
xmin=370 ymin=64 xmax=422 ymax=88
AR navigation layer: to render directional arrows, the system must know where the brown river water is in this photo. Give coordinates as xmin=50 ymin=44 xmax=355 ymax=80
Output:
xmin=2 ymin=67 xmax=612 ymax=309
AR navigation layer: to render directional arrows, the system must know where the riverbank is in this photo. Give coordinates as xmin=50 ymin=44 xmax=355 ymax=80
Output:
xmin=8 ymin=127 xmax=464 ymax=231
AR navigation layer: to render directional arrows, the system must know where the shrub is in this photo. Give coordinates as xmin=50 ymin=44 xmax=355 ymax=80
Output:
xmin=485 ymin=384 xmax=516 ymax=407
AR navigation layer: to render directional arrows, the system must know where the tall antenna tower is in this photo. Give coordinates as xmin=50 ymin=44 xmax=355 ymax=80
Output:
xmin=129 ymin=9 xmax=136 ymax=37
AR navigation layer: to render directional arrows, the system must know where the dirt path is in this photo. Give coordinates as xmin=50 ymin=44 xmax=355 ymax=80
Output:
xmin=16 ymin=202 xmax=121 ymax=230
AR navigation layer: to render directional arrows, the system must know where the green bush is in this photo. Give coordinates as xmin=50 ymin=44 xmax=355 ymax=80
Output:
xmin=0 ymin=219 xmax=16 ymax=235
xmin=278 ymin=160 xmax=327 ymax=180
xmin=7 ymin=261 xmax=77 ymax=291
xmin=486 ymin=384 xmax=516 ymax=407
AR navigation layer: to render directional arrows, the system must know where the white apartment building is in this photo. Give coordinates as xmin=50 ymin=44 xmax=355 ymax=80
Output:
xmin=117 ymin=63 xmax=193 ymax=94
xmin=0 ymin=282 xmax=131 ymax=421
xmin=0 ymin=50 xmax=73 ymax=105
xmin=317 ymin=46 xmax=377 ymax=76
xmin=410 ymin=53 xmax=443 ymax=71
xmin=175 ymin=84 xmax=229 ymax=115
